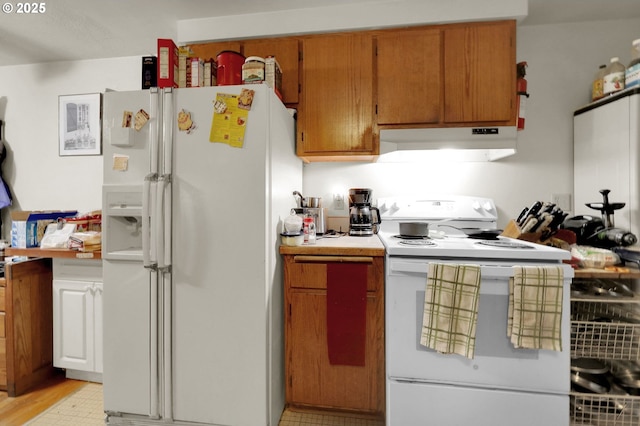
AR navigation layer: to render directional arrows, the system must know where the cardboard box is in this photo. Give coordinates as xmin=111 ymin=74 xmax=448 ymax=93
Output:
xmin=141 ymin=56 xmax=157 ymax=89
xmin=11 ymin=210 xmax=78 ymax=248
xmin=190 ymin=57 xmax=205 ymax=87
xmin=157 ymin=38 xmax=179 ymax=88
xmin=178 ymin=46 xmax=192 ymax=88
xmin=265 ymin=56 xmax=283 ymax=98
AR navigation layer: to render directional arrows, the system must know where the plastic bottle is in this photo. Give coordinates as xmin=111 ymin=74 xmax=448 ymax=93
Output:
xmin=303 ymin=216 xmax=316 ymax=244
xmin=626 ymin=39 xmax=640 ymax=89
xmin=603 ymin=57 xmax=626 ymax=96
xmin=591 ymin=64 xmax=607 ymax=101
xmin=242 ymin=56 xmax=265 ymax=83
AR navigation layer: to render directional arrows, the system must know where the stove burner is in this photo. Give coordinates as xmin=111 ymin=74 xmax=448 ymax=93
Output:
xmin=393 ymin=234 xmax=431 ymax=240
xmin=398 ymin=239 xmax=437 ymax=247
xmin=475 ymin=240 xmax=535 ymax=249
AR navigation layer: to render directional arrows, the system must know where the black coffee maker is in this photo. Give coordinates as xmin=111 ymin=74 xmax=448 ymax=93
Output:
xmin=348 ymin=188 xmax=381 ymax=236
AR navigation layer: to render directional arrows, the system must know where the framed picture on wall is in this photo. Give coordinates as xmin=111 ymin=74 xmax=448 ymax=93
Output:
xmin=58 ymin=93 xmax=102 ymax=156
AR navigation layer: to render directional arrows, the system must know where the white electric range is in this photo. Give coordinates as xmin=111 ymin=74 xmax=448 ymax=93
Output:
xmin=377 ymin=195 xmax=574 ymax=426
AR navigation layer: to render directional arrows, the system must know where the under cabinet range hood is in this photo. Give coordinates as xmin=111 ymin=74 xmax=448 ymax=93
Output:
xmin=378 ymin=126 xmax=518 ymax=162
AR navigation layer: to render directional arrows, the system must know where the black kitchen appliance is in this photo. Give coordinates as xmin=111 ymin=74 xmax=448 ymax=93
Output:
xmin=561 ymin=189 xmax=637 ymax=248
xmin=348 ymin=188 xmax=381 ymax=236
xmin=585 ymin=189 xmax=626 ymax=228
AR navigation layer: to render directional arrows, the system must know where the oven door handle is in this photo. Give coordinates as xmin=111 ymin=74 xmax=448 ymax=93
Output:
xmin=389 ymin=261 xmax=517 ymax=279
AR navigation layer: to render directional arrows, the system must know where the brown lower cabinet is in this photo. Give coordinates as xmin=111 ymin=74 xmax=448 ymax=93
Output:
xmin=0 ymin=258 xmax=55 ymax=396
xmin=282 ymin=254 xmax=384 ymax=417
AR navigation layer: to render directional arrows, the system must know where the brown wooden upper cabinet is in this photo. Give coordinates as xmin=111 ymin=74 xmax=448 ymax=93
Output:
xmin=442 ymin=20 xmax=516 ymax=125
xmin=376 ymin=20 xmax=516 ymax=128
xmin=243 ymin=38 xmax=299 ymax=104
xmin=376 ymin=21 xmax=516 ymax=128
xmin=297 ymin=33 xmax=376 ymax=160
xmin=377 ymin=27 xmax=442 ymax=125
xmin=185 ymin=20 xmax=515 ymax=161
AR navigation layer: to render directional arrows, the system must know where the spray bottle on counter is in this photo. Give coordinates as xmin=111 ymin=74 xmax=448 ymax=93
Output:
xmin=303 ymin=215 xmax=316 ymax=244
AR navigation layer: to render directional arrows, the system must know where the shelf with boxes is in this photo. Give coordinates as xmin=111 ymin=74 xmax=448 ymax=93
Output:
xmin=570 ymin=272 xmax=640 ymax=426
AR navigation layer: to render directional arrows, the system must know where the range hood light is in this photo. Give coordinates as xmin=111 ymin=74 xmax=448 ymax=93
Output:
xmin=378 ymin=127 xmax=518 ymax=162
xmin=377 ymin=147 xmax=516 ymax=162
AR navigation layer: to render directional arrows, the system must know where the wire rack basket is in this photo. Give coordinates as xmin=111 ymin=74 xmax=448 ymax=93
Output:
xmin=571 ymin=393 xmax=640 ymax=426
xmin=571 ymin=301 xmax=640 ymax=360
xmin=571 ymin=297 xmax=640 ymax=425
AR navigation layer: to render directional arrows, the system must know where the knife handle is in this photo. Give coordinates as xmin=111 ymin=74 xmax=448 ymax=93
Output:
xmin=521 ymin=217 xmax=538 ymax=233
xmin=516 ymin=207 xmax=529 ymax=225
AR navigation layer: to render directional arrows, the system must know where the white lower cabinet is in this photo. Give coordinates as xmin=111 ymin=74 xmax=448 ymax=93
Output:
xmin=52 ymin=258 xmax=103 ymax=382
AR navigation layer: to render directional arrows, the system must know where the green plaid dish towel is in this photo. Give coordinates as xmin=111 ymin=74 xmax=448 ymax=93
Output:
xmin=420 ymin=263 xmax=481 ymax=359
xmin=508 ymin=266 xmax=564 ymax=351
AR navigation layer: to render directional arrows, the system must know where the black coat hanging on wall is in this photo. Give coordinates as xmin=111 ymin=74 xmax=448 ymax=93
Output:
xmin=0 ymin=120 xmax=13 ymax=237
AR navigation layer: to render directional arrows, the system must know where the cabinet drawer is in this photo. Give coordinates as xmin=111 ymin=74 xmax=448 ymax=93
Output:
xmin=287 ymin=258 xmax=377 ymax=291
xmin=0 ymin=286 xmax=4 ymax=311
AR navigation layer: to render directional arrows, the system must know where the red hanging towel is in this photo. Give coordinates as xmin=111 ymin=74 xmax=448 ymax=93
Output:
xmin=326 ymin=262 xmax=368 ymax=366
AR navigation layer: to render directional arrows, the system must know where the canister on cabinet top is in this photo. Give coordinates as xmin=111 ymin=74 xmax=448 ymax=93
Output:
xmin=242 ymin=56 xmax=265 ymax=83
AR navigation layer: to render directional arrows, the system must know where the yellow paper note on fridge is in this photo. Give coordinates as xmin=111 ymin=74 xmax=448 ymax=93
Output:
xmin=209 ymin=93 xmax=249 ymax=148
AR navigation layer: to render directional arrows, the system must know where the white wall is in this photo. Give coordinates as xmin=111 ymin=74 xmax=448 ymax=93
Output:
xmin=0 ymin=57 xmax=140 ymax=238
xmin=0 ymin=16 xmax=638 ymax=240
xmin=301 ymin=17 xmax=640 ymax=228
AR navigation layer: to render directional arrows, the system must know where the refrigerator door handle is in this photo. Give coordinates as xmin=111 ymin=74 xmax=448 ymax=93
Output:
xmin=143 ymin=174 xmax=158 ymax=269
xmin=150 ymin=88 xmax=160 ymax=176
xmin=162 ymin=272 xmax=173 ymax=420
xmin=158 ymin=87 xmax=172 ymax=270
xmin=162 ymin=174 xmax=172 ymax=268
xmin=149 ymin=268 xmax=160 ymax=419
xmin=162 ymin=88 xmax=173 ymax=175
xmin=156 ymin=175 xmax=171 ymax=270
xmin=144 ymin=87 xmax=160 ymax=269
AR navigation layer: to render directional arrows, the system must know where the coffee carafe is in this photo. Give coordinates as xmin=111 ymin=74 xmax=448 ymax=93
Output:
xmin=348 ymin=188 xmax=381 ymax=236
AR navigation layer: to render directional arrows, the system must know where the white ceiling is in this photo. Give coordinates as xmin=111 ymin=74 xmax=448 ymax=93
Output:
xmin=0 ymin=0 xmax=638 ymax=67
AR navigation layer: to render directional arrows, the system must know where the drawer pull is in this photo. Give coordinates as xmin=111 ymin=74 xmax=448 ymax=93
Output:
xmin=293 ymin=255 xmax=373 ymax=264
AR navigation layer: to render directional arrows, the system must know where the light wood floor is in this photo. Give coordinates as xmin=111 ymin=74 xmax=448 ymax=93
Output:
xmin=0 ymin=370 xmax=86 ymax=425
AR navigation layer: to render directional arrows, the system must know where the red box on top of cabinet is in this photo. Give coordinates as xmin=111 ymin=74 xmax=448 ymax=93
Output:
xmin=157 ymin=38 xmax=178 ymax=88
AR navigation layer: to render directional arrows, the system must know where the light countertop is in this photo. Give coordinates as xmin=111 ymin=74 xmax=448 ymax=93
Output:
xmin=279 ymin=234 xmax=384 ymax=257
xmin=6 ymin=247 xmax=101 ymax=259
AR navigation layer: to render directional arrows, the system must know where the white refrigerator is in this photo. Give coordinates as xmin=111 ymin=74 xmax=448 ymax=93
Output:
xmin=573 ymin=88 xmax=640 ymax=233
xmin=101 ymin=84 xmax=302 ymax=426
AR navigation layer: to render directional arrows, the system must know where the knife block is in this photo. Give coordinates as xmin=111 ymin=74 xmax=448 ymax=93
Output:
xmin=501 ymin=219 xmax=547 ymax=243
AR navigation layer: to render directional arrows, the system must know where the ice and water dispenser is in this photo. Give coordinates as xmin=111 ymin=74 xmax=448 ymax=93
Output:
xmin=102 ymin=185 xmax=144 ymax=260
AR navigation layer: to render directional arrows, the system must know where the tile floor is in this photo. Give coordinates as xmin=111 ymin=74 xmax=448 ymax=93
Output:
xmin=26 ymin=382 xmax=104 ymax=425
xmin=279 ymin=409 xmax=384 ymax=426
xmin=26 ymin=383 xmax=384 ymax=426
